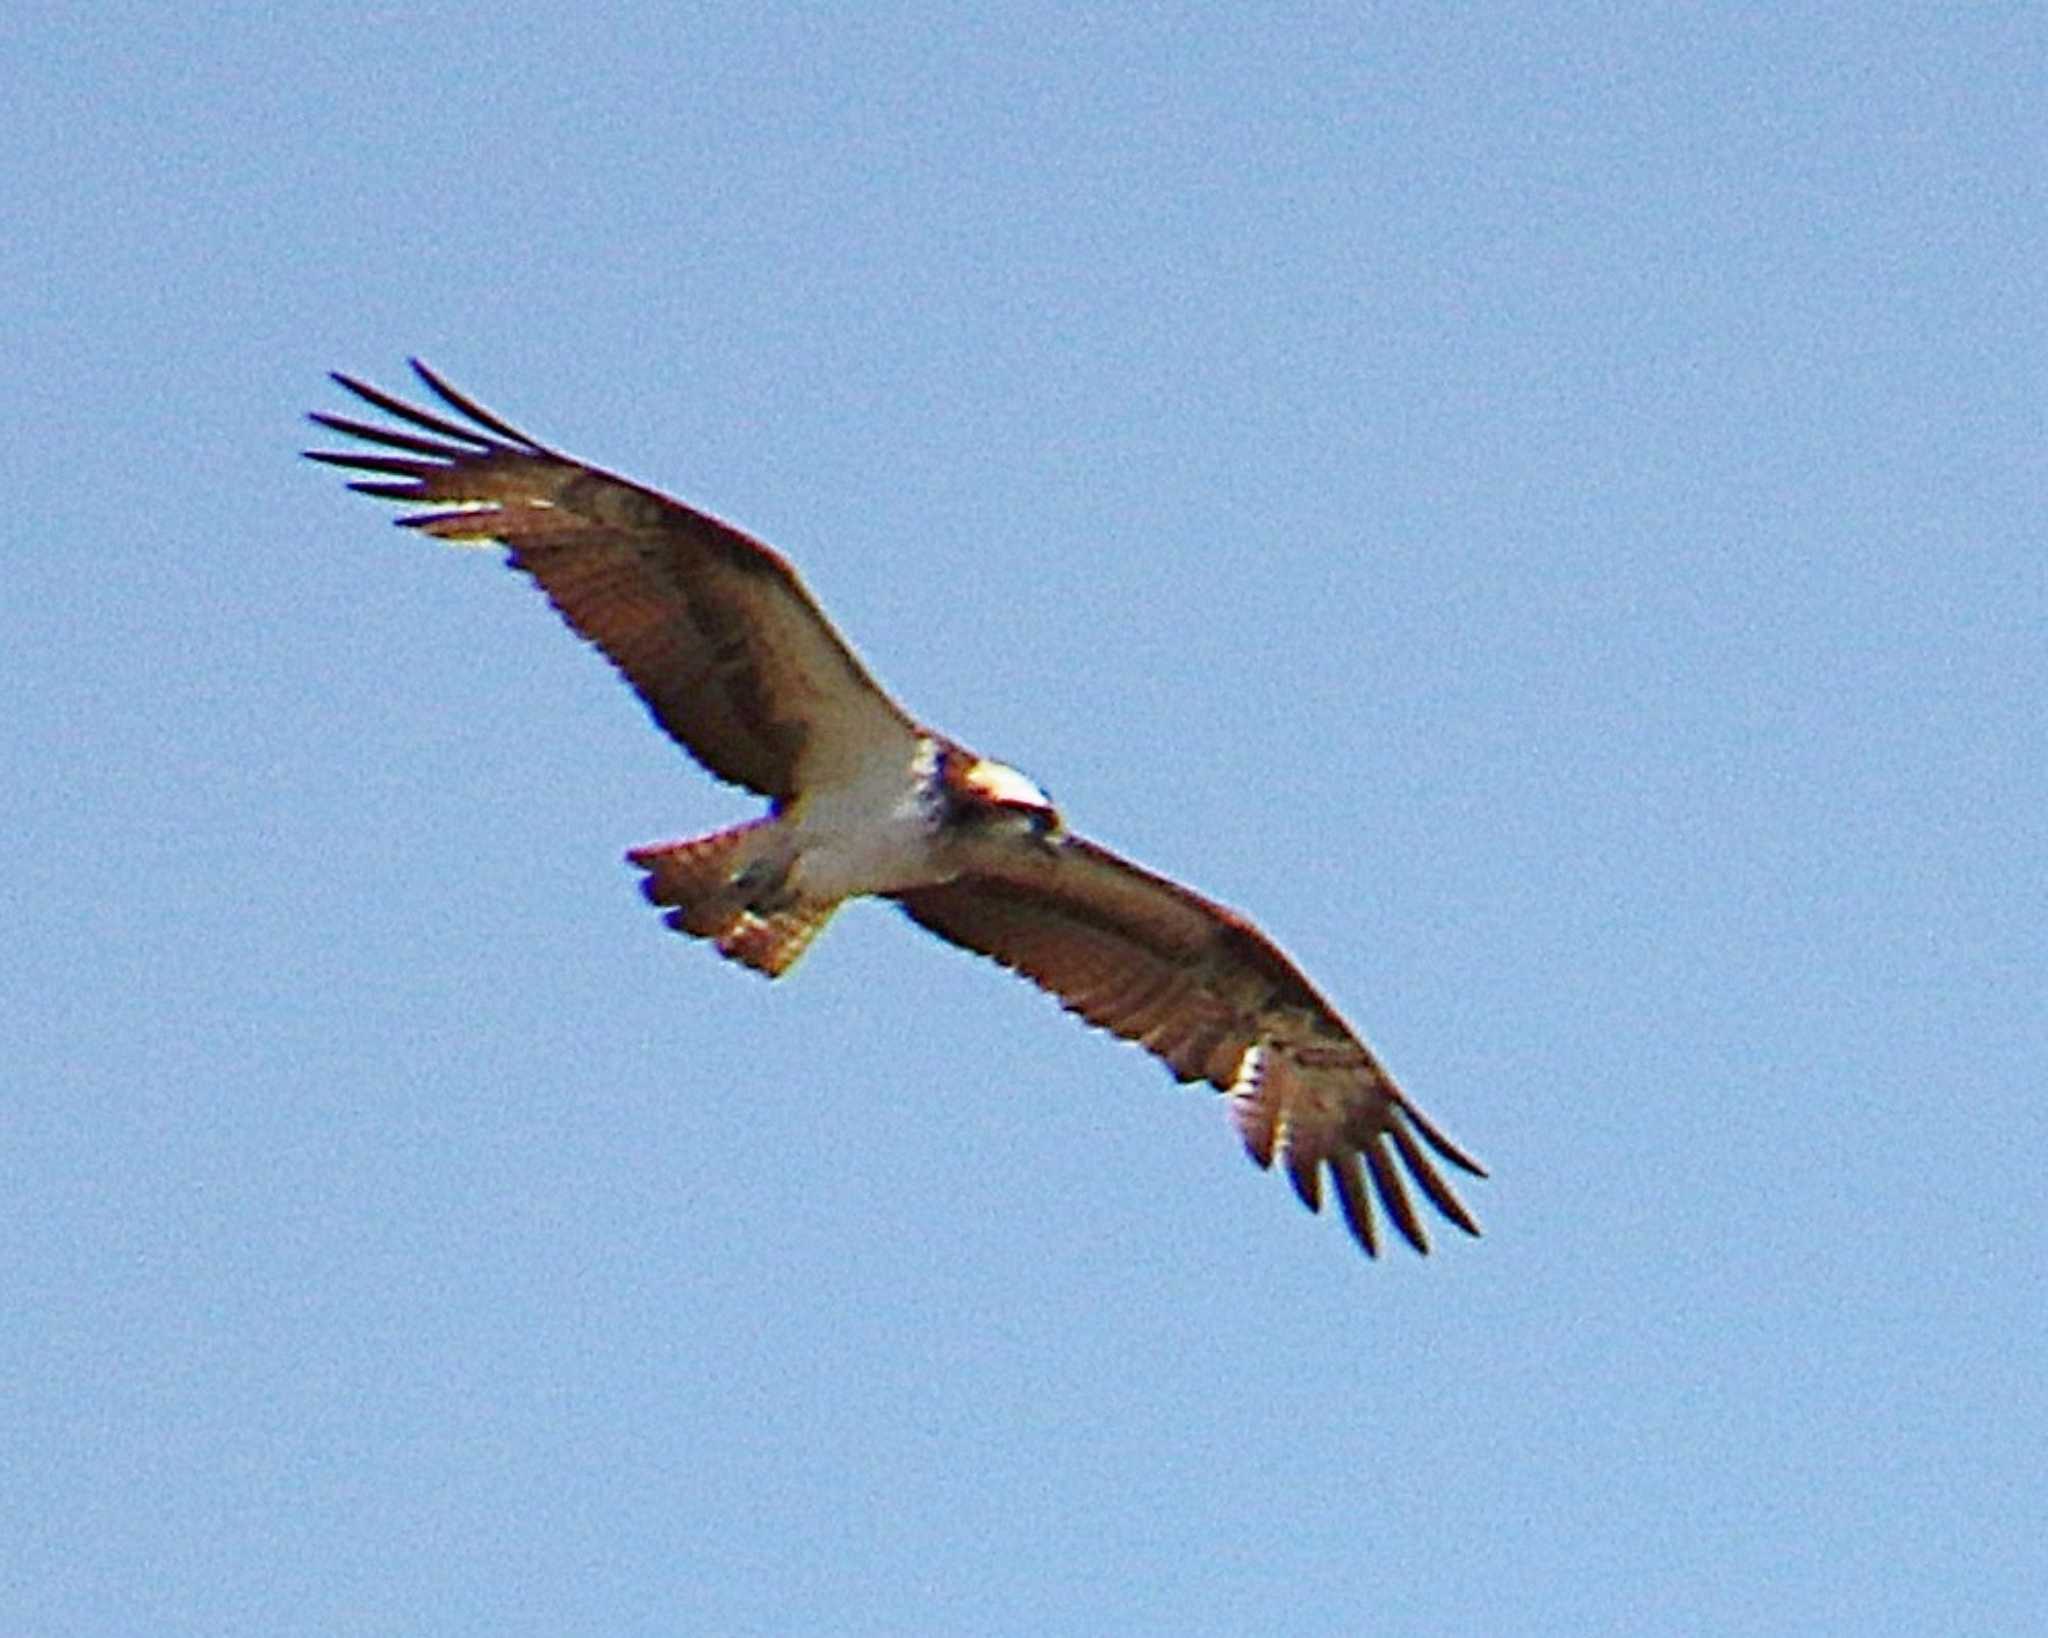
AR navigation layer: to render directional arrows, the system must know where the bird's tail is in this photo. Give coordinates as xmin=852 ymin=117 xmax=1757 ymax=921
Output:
xmin=626 ymin=821 xmax=840 ymax=978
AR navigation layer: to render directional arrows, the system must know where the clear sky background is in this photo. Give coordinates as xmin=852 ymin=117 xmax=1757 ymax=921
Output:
xmin=6 ymin=4 xmax=2041 ymax=1633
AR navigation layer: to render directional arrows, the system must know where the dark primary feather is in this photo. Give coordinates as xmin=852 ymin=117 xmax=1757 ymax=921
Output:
xmin=306 ymin=361 xmax=919 ymax=801
xmin=896 ymin=837 xmax=1484 ymax=1256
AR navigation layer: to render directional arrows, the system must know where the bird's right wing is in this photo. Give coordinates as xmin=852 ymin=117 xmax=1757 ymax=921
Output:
xmin=307 ymin=361 xmax=922 ymax=802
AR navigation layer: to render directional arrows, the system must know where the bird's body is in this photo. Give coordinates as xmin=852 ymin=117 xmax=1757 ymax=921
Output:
xmin=308 ymin=363 xmax=1485 ymax=1258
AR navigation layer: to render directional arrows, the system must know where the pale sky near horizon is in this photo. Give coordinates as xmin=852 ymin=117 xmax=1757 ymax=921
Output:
xmin=6 ymin=5 xmax=2042 ymax=1632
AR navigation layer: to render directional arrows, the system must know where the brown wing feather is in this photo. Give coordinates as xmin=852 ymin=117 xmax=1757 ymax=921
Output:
xmin=306 ymin=361 xmax=919 ymax=801
xmin=895 ymin=836 xmax=1485 ymax=1257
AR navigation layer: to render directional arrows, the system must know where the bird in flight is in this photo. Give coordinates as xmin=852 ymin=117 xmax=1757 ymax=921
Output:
xmin=307 ymin=362 xmax=1484 ymax=1258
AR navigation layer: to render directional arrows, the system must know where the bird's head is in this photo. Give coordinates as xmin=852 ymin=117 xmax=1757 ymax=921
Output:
xmin=945 ymin=753 xmax=1066 ymax=847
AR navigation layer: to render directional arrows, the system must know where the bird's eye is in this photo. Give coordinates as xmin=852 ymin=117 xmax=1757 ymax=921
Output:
xmin=1026 ymin=803 xmax=1066 ymax=843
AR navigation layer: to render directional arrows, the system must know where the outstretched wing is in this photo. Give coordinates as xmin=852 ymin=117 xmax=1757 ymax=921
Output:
xmin=894 ymin=837 xmax=1485 ymax=1257
xmin=306 ymin=361 xmax=920 ymax=801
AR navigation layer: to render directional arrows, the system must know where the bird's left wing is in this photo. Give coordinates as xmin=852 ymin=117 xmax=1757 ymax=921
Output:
xmin=306 ymin=361 xmax=921 ymax=803
xmin=893 ymin=837 xmax=1484 ymax=1256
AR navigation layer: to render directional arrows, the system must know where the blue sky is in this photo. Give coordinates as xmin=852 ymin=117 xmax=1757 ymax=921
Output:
xmin=6 ymin=4 xmax=2042 ymax=1632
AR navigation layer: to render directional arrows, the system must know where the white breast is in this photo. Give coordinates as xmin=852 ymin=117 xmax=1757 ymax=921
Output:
xmin=781 ymin=736 xmax=954 ymax=902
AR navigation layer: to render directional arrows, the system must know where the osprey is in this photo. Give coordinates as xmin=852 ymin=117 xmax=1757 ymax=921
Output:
xmin=307 ymin=363 xmax=1485 ymax=1258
